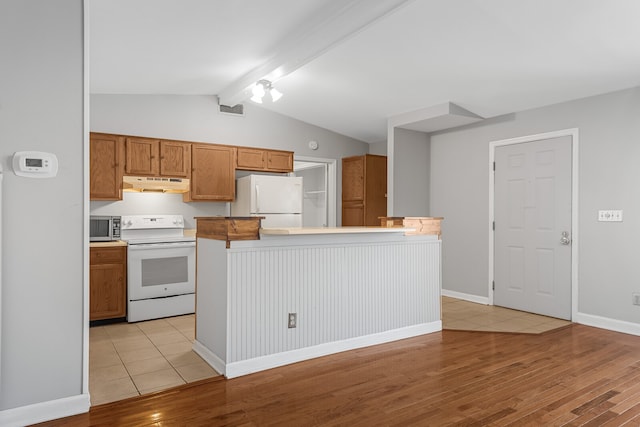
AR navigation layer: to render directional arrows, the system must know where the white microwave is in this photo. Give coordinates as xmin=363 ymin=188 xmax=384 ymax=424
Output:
xmin=90 ymin=216 xmax=121 ymax=242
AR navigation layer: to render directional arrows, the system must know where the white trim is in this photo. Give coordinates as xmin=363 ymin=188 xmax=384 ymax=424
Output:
xmin=293 ymin=155 xmax=337 ymax=227
xmin=0 ymin=394 xmax=90 ymax=427
xmin=205 ymin=322 xmax=441 ymax=379
xmin=0 ymin=166 xmax=3 ymax=386
xmin=192 ymin=341 xmax=226 ymax=376
xmin=575 ymin=312 xmax=640 ymax=337
xmin=488 ymin=128 xmax=579 ymax=320
xmin=387 ymin=125 xmax=395 ymax=216
xmin=441 ymin=289 xmax=489 ymax=305
xmin=82 ymin=0 xmax=90 ymax=400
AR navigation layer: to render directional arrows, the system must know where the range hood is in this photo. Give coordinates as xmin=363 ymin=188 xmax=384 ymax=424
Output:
xmin=122 ymin=176 xmax=190 ymax=193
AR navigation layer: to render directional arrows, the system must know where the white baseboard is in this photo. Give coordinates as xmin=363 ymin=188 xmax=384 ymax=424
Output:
xmin=219 ymin=322 xmax=441 ymax=379
xmin=442 ymin=289 xmax=489 ymax=305
xmin=574 ymin=312 xmax=640 ymax=336
xmin=0 ymin=393 xmax=90 ymax=427
xmin=192 ymin=340 xmax=226 ymax=376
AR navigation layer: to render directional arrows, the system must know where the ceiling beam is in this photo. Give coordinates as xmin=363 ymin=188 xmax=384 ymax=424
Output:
xmin=217 ymin=0 xmax=414 ymax=107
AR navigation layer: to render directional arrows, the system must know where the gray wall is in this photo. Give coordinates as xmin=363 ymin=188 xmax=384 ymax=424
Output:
xmin=0 ymin=0 xmax=84 ymax=410
xmin=392 ymin=128 xmax=430 ymax=216
xmin=431 ymin=86 xmax=640 ymax=324
xmin=90 ymin=95 xmax=369 ymax=224
xmin=368 ymin=141 xmax=387 ymax=155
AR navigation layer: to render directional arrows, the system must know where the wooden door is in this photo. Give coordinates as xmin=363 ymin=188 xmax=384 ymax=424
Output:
xmin=160 ymin=140 xmax=191 ymax=177
xmin=125 ymin=137 xmax=159 ymax=176
xmin=342 ymin=201 xmax=364 ymax=226
xmin=494 ymin=136 xmax=572 ymax=320
xmin=90 ymin=133 xmax=124 ymax=200
xmin=342 ymin=156 xmax=364 ymax=201
xmin=364 ymin=155 xmax=387 ymax=225
xmin=190 ymin=144 xmax=236 ymax=201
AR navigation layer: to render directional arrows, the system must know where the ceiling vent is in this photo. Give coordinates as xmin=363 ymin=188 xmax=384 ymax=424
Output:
xmin=219 ymin=103 xmax=244 ymax=116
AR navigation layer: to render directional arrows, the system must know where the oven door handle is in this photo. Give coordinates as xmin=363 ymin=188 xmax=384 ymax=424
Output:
xmin=127 ymin=241 xmax=196 ymax=250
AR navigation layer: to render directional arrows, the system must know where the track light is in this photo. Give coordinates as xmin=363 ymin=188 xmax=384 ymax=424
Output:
xmin=270 ymin=87 xmax=283 ymax=102
xmin=250 ymin=80 xmax=283 ymax=103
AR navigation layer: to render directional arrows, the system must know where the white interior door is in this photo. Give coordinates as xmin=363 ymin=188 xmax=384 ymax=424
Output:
xmin=295 ymin=163 xmax=328 ymax=227
xmin=494 ymin=135 xmax=572 ymax=319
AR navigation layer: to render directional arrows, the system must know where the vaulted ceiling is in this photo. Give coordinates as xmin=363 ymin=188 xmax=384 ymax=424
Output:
xmin=90 ymin=0 xmax=640 ymax=143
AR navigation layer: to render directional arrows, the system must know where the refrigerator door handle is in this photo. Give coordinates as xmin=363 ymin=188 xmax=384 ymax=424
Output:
xmin=255 ymin=184 xmax=260 ymax=213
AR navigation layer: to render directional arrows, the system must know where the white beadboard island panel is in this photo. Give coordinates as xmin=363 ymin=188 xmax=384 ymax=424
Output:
xmin=194 ymin=231 xmax=441 ymax=378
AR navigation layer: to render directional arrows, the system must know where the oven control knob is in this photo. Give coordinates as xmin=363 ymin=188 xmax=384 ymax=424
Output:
xmin=125 ymin=220 xmax=132 ymax=226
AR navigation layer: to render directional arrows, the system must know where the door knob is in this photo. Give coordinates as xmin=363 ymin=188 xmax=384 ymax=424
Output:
xmin=560 ymin=231 xmax=571 ymax=245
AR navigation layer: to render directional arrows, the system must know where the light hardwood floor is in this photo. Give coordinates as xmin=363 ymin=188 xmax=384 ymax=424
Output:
xmin=36 ymin=322 xmax=640 ymax=426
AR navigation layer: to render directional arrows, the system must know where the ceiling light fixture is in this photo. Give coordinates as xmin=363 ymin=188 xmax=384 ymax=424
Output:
xmin=250 ymin=79 xmax=283 ymax=104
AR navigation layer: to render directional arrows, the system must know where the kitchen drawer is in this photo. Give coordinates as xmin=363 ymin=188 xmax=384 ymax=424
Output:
xmin=90 ymin=246 xmax=126 ymax=264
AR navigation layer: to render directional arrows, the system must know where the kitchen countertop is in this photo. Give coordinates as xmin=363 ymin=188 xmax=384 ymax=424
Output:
xmin=89 ymin=240 xmax=128 ymax=248
xmin=260 ymin=226 xmax=415 ymax=235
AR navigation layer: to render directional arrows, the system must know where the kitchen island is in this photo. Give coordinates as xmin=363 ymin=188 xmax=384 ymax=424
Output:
xmin=193 ymin=217 xmax=443 ymax=378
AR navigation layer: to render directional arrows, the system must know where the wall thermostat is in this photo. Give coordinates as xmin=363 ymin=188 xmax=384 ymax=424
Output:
xmin=308 ymin=140 xmax=318 ymax=150
xmin=12 ymin=151 xmax=59 ymax=178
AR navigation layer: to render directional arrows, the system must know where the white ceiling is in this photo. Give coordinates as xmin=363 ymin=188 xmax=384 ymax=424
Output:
xmin=90 ymin=0 xmax=640 ymax=143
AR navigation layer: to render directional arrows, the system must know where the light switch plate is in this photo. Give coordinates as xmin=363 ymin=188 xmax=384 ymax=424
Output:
xmin=598 ymin=210 xmax=623 ymax=222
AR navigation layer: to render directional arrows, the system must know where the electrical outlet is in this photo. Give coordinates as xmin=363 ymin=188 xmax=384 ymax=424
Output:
xmin=633 ymin=293 xmax=640 ymax=306
xmin=288 ymin=313 xmax=297 ymax=328
xmin=598 ymin=210 xmax=623 ymax=222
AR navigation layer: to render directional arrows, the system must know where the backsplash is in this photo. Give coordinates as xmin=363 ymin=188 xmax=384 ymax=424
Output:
xmin=90 ymin=192 xmax=228 ymax=229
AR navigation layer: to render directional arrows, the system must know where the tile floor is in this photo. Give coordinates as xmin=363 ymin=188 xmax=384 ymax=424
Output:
xmin=89 ymin=314 xmax=221 ymax=406
xmin=442 ymin=296 xmax=572 ymax=333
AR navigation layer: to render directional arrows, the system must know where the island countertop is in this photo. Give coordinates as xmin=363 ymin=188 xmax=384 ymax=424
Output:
xmin=259 ymin=226 xmax=414 ymax=235
xmin=195 ymin=216 xmax=443 ymax=246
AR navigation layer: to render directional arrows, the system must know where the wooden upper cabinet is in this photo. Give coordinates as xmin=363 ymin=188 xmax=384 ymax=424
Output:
xmin=125 ymin=137 xmax=191 ymax=178
xmin=160 ymin=140 xmax=191 ymax=178
xmin=267 ymin=150 xmax=293 ymax=172
xmin=90 ymin=133 xmax=124 ymax=200
xmin=236 ymin=147 xmax=265 ymax=170
xmin=236 ymin=147 xmax=293 ymax=172
xmin=342 ymin=154 xmax=387 ymax=226
xmin=187 ymin=144 xmax=236 ymax=201
xmin=125 ymin=137 xmax=160 ymax=176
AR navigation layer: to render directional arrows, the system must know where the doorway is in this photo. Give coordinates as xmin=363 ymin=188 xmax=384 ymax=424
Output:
xmin=293 ymin=156 xmax=337 ymax=227
xmin=489 ymin=129 xmax=578 ymax=320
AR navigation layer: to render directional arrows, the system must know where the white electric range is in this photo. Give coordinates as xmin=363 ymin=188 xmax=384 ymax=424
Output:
xmin=120 ymin=214 xmax=195 ymax=322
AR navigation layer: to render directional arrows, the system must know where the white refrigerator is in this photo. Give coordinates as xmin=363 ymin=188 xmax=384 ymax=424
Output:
xmin=231 ymin=175 xmax=303 ymax=227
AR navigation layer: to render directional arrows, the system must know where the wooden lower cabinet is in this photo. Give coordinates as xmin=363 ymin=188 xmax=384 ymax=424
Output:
xmin=90 ymin=246 xmax=127 ymax=321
